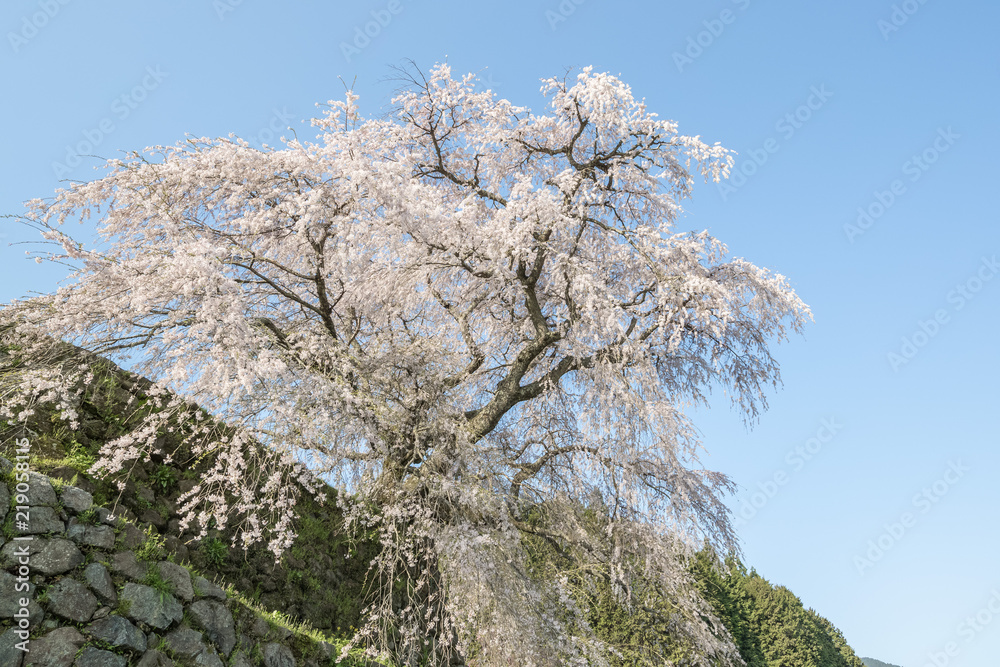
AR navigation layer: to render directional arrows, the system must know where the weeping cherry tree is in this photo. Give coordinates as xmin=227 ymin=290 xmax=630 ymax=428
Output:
xmin=2 ymin=63 xmax=810 ymax=666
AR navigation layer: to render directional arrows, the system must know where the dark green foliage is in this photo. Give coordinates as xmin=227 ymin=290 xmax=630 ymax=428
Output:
xmin=579 ymin=571 xmax=700 ymax=665
xmin=515 ymin=507 xmax=863 ymax=667
xmin=78 ymin=507 xmax=100 ymax=525
xmin=691 ymin=549 xmax=767 ymax=667
xmin=200 ymin=537 xmax=228 ymax=568
xmin=135 ymin=525 xmax=168 ymax=561
xmin=690 ymin=548 xmax=865 ymax=667
xmin=149 ymin=464 xmax=177 ymax=492
xmin=517 ymin=536 xmax=868 ymax=667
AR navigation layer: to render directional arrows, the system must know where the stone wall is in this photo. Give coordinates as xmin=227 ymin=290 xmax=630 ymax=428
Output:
xmin=0 ymin=329 xmax=372 ymax=640
xmin=0 ymin=457 xmax=364 ymax=667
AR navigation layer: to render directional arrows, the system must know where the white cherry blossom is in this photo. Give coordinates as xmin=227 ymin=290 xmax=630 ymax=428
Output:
xmin=3 ymin=63 xmax=810 ymax=666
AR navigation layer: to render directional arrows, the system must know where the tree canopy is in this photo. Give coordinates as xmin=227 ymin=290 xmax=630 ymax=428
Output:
xmin=3 ymin=63 xmax=810 ymax=665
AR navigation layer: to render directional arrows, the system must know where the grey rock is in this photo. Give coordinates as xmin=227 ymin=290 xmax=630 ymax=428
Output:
xmin=188 ymin=599 xmax=236 ymax=656
xmin=95 ymin=507 xmax=120 ymax=526
xmin=87 ymin=614 xmax=147 ymax=653
xmin=161 ymin=498 xmax=176 ymax=516
xmin=136 ymin=650 xmax=175 ymax=667
xmin=229 ymin=652 xmax=255 ymax=667
xmin=0 ymin=570 xmax=36 ymax=617
xmin=194 ymin=652 xmax=225 ymax=667
xmin=59 ymin=486 xmax=93 ymax=514
xmin=0 ymin=627 xmax=26 ymax=667
xmin=156 ymin=561 xmax=193 ymax=602
xmin=46 ymin=577 xmax=99 ymax=623
xmin=24 ymin=472 xmax=58 ymax=507
xmin=2 ymin=538 xmax=84 ymax=576
xmin=110 ymin=551 xmax=148 ymax=581
xmin=19 ymin=506 xmax=65 ymax=535
xmin=262 ymin=643 xmax=295 ymax=667
xmin=2 ymin=539 xmax=41 ymax=569
xmin=27 ymin=602 xmax=45 ymax=627
xmin=138 ymin=486 xmax=156 ymax=504
xmin=22 ymin=626 xmax=85 ymax=667
xmin=164 ymin=627 xmax=209 ymax=660
xmin=92 ymin=606 xmax=111 ymax=620
xmin=83 ymin=563 xmax=117 ymax=604
xmin=34 ymin=538 xmax=85 ymax=575
xmin=250 ymin=616 xmax=270 ymax=637
xmin=120 ymin=523 xmax=147 ymax=550
xmin=67 ymin=523 xmax=116 ymax=550
xmin=74 ymin=647 xmax=127 ymax=667
xmin=316 ymin=641 xmax=337 ymax=661
xmin=192 ymin=575 xmax=227 ymax=601
xmin=141 ymin=508 xmax=167 ymax=530
xmin=163 ymin=535 xmax=189 ymax=562
xmin=120 ymin=582 xmax=183 ymax=630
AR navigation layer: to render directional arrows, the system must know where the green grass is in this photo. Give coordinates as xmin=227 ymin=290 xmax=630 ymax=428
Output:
xmin=144 ymin=565 xmax=175 ymax=598
xmin=62 ymin=440 xmax=96 ymax=472
xmin=201 ymin=537 xmax=228 ymax=568
xmin=150 ymin=465 xmax=177 ymax=493
xmin=113 ymin=596 xmax=132 ymax=617
xmin=78 ymin=507 xmax=99 ymax=525
xmin=136 ymin=525 xmax=167 ymax=561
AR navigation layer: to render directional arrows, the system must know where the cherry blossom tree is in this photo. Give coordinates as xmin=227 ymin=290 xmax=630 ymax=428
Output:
xmin=3 ymin=63 xmax=810 ymax=665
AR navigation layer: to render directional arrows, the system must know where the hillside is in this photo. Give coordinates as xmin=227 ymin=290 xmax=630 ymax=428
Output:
xmin=861 ymin=659 xmax=903 ymax=667
xmin=1 ymin=327 xmax=869 ymax=666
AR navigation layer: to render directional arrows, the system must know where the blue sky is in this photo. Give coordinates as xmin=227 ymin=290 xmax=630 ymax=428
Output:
xmin=2 ymin=2 xmax=998 ymax=664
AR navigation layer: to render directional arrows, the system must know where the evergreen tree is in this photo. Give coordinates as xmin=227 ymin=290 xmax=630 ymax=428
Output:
xmin=688 ymin=547 xmax=867 ymax=667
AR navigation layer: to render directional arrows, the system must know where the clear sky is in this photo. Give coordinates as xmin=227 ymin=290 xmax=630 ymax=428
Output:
xmin=2 ymin=2 xmax=998 ymax=665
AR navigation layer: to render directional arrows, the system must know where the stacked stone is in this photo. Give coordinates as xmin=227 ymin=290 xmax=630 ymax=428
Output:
xmin=0 ymin=458 xmax=332 ymax=667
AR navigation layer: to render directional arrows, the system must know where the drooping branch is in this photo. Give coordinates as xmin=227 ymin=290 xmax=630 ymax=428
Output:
xmin=6 ymin=62 xmax=807 ymax=667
